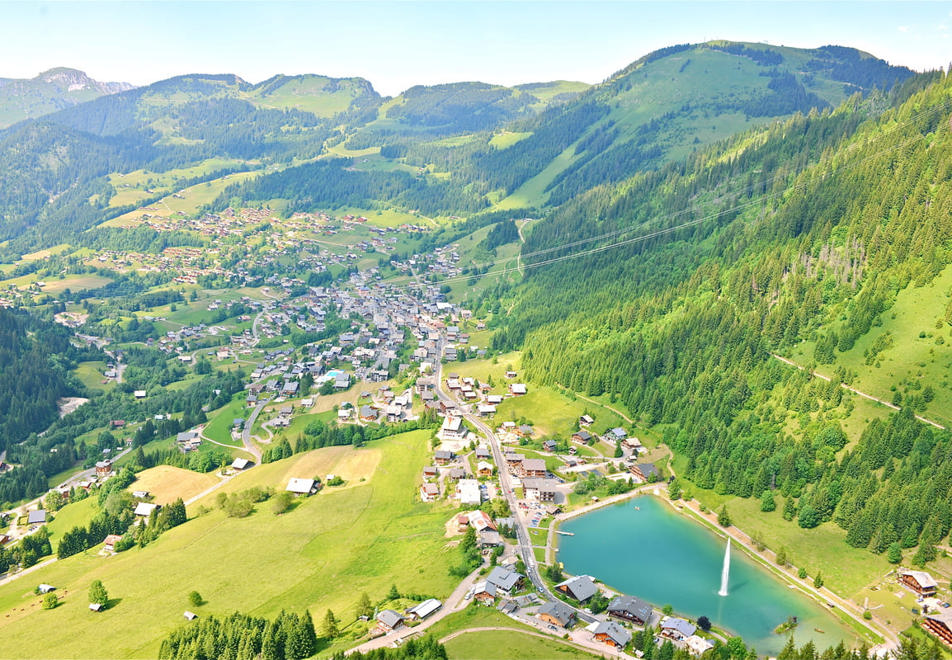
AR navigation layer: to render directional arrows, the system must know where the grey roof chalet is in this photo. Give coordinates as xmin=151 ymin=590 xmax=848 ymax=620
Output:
xmin=574 ymin=430 xmax=593 ymax=442
xmin=360 ymin=405 xmax=376 ymax=418
xmin=636 ymin=462 xmax=659 ymax=480
xmin=538 ymin=600 xmax=575 ymax=627
xmin=609 ymin=427 xmax=627 ymax=439
xmin=434 ymin=450 xmax=454 ymax=461
xmin=556 ymin=574 xmax=598 ymax=602
xmin=27 ymin=510 xmax=47 ymax=525
xmin=522 ymin=458 xmax=547 ymax=473
xmin=486 ymin=566 xmax=522 ymax=592
xmin=376 ymin=609 xmax=403 ymax=629
xmin=607 ymin=595 xmax=653 ymax=622
xmin=593 ymin=620 xmax=631 ymax=647
xmin=661 ymin=616 xmax=697 ymax=638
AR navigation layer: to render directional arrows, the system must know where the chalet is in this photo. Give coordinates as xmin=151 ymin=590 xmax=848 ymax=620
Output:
xmin=337 ymin=407 xmax=352 ymax=421
xmin=607 ymin=595 xmax=653 ymax=625
xmin=522 ymin=478 xmax=557 ymax=502
xmin=505 ymin=370 xmax=517 ymax=379
xmin=422 ymin=465 xmax=438 ymax=478
xmin=434 ymin=450 xmax=454 ymax=465
xmin=477 ymin=403 xmax=497 ymax=416
xmin=555 ymin=575 xmax=598 ymax=602
xmin=457 ymin=479 xmax=481 ymax=506
xmin=420 ymin=483 xmax=439 ymax=502
xmin=542 ymin=439 xmax=557 ymax=452
xmin=439 ymin=416 xmax=465 ymax=441
xmin=475 ymin=447 xmax=491 ymax=460
xmin=134 ymin=502 xmax=160 ymax=517
xmin=95 ymin=460 xmax=113 ymax=478
xmin=376 ymin=609 xmax=404 ymax=632
xmin=477 ymin=461 xmax=494 ymax=477
xmin=89 ymin=603 xmax=104 ymax=612
xmin=467 ymin=510 xmax=496 ymax=532
xmin=478 ymin=530 xmax=504 ymax=548
xmin=103 ymin=534 xmax=123 ymax=552
xmin=133 ymin=390 xmax=147 ymax=399
xmin=407 ymin=599 xmax=442 ymax=621
xmin=286 ymin=478 xmax=317 ymax=496
xmin=579 ymin=414 xmax=594 ymax=427
xmin=591 ymin=621 xmax=631 ymax=649
xmin=516 ymin=424 xmax=534 ymax=438
xmin=486 ymin=394 xmax=503 ymax=404
xmin=333 ymin=373 xmax=350 ymax=389
xmin=509 ymin=383 xmax=527 ymax=396
xmin=37 ymin=584 xmax=56 ymax=594
xmin=448 ymin=467 xmax=465 ymax=481
xmin=457 ymin=514 xmax=470 ymax=533
xmin=900 ymin=569 xmax=938 ymax=597
xmin=631 ymin=462 xmax=660 ymax=482
xmin=486 ymin=566 xmax=523 ymax=595
xmin=504 ymin=453 xmax=525 ymax=470
xmin=359 ymin=405 xmax=378 ymax=422
xmin=537 ymin=601 xmax=575 ymax=628
xmin=472 ymin=581 xmax=497 ymax=605
xmin=231 ymin=458 xmax=251 ymax=471
xmin=572 ymin=430 xmax=593 ymax=444
xmin=660 ymin=616 xmax=696 ymax=641
xmin=685 ymin=636 xmax=715 ymax=656
xmin=28 ymin=510 xmax=47 ymax=525
xmin=924 ymin=611 xmax=952 ymax=647
xmin=521 ymin=458 xmax=547 ymax=478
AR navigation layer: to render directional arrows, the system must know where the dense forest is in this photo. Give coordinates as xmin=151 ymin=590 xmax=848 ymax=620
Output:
xmin=483 ymin=70 xmax=952 ymax=561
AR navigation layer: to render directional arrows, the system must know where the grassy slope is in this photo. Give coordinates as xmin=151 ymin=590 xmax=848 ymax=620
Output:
xmin=444 ymin=629 xmax=598 ymax=660
xmin=791 ymin=264 xmax=952 ymax=429
xmin=0 ymin=430 xmax=458 ymax=658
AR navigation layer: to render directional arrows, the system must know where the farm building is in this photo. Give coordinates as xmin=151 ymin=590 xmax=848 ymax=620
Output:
xmin=286 ymin=478 xmax=317 ymax=495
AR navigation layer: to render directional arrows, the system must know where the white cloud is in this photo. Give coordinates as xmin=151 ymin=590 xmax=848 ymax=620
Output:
xmin=897 ymin=25 xmax=910 ymax=33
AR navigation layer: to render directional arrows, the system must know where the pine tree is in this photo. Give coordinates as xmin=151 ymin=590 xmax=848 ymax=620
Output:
xmin=322 ymin=609 xmax=339 ymax=638
xmin=717 ymin=505 xmax=732 ymax=527
xmin=357 ymin=592 xmax=373 ymax=618
xmin=887 ymin=542 xmax=902 ymax=564
xmin=760 ymin=490 xmax=776 ymax=512
xmin=89 ymin=579 xmax=109 ymax=607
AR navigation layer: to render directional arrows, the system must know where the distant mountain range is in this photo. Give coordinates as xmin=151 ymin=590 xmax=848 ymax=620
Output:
xmin=0 ymin=67 xmax=133 ymax=128
xmin=0 ymin=42 xmax=919 ymax=252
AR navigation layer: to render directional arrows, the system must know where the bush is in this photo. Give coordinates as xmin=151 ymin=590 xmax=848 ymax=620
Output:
xmin=188 ymin=591 xmax=204 ymax=607
xmin=42 ymin=593 xmax=58 ymax=610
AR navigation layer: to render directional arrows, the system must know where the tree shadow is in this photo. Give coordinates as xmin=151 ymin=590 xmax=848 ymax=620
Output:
xmin=104 ymin=597 xmax=123 ymax=611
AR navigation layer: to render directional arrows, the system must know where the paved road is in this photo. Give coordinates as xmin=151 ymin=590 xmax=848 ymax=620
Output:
xmin=240 ymin=400 xmax=266 ymax=463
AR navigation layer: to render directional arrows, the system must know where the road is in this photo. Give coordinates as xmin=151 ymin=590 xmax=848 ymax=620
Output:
xmin=240 ymin=400 xmax=266 ymax=463
xmin=433 ymin=348 xmax=595 ymax=625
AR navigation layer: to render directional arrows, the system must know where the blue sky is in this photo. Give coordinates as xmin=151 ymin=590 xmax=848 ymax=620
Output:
xmin=1 ymin=1 xmax=949 ymax=95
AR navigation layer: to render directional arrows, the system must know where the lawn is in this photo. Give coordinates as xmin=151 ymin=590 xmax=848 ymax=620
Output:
xmin=201 ymin=397 xmax=248 ymax=447
xmin=0 ymin=430 xmax=459 ymax=658
xmin=496 ymin=385 xmax=624 ymax=439
xmin=124 ymin=466 xmax=219 ymax=505
xmin=449 ymin=351 xmax=522 ymax=394
xmin=73 ymin=361 xmax=115 ymax=393
xmin=443 ymin=628 xmax=598 ymax=660
xmin=45 ymin=498 xmax=99 ymax=552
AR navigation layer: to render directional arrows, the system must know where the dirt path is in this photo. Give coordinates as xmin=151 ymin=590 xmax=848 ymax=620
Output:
xmin=571 ymin=391 xmax=633 ymax=425
xmin=771 ymin=354 xmax=945 ymax=430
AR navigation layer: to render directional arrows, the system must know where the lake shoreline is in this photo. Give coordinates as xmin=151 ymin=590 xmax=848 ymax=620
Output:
xmin=552 ymin=493 xmax=888 ymax=653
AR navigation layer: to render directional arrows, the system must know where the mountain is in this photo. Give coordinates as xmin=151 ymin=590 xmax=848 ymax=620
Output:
xmin=0 ymin=67 xmax=133 ymax=128
xmin=487 ymin=68 xmax=950 ymax=563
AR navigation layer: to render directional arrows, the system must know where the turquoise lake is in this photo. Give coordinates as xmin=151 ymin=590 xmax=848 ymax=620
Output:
xmin=557 ymin=496 xmax=857 ymax=655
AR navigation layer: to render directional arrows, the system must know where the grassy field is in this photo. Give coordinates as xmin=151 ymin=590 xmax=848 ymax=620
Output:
xmin=73 ymin=361 xmax=115 ymax=393
xmin=0 ymin=273 xmax=113 ymax=295
xmin=790 ymin=264 xmax=952 ymax=429
xmin=443 ymin=629 xmax=598 ymax=660
xmin=0 ymin=430 xmax=458 ymax=658
xmin=201 ymin=397 xmax=247 ymax=447
xmin=45 ymin=498 xmax=99 ymax=552
xmin=488 ymin=131 xmax=532 ymax=149
xmin=495 ymin=144 xmax=580 ymax=210
xmin=496 ymin=385 xmax=624 ymax=439
xmin=125 ymin=466 xmax=219 ymax=505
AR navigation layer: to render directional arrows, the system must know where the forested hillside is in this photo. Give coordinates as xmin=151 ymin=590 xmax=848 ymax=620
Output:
xmin=484 ymin=69 xmax=952 ymax=559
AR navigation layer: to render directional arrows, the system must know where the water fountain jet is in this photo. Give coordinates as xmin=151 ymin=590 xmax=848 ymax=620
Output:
xmin=718 ymin=537 xmax=731 ymax=597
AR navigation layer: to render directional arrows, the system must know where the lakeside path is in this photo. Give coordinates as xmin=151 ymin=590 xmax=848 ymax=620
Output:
xmin=673 ymin=496 xmax=898 ymax=652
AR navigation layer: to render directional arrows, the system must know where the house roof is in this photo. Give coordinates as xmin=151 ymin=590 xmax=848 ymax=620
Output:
xmin=538 ymin=600 xmax=575 ymax=626
xmin=407 ymin=598 xmax=442 ymax=619
xmin=593 ymin=620 xmax=631 ymax=647
xmin=473 ymin=581 xmax=497 ymax=597
xmin=607 ymin=595 xmax=652 ymax=621
xmin=661 ymin=616 xmax=697 ymax=638
xmin=27 ymin=510 xmax=47 ymax=524
xmin=556 ymin=575 xmax=598 ymax=602
xmin=522 ymin=458 xmax=546 ymax=472
xmin=636 ymin=462 xmax=659 ymax=478
xmin=286 ymin=477 xmax=316 ymax=494
xmin=134 ymin=502 xmax=159 ymax=517
xmin=486 ymin=566 xmax=522 ymax=592
xmin=376 ymin=608 xmax=404 ymax=628
xmin=901 ymin=569 xmax=939 ymax=588
xmin=231 ymin=458 xmax=251 ymax=470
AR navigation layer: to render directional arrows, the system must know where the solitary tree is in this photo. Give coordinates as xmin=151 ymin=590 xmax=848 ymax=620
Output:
xmin=356 ymin=592 xmax=373 ymax=619
xmin=717 ymin=505 xmax=732 ymax=527
xmin=697 ymin=616 xmax=711 ymax=631
xmin=322 ymin=609 xmax=339 ymax=638
xmin=188 ymin=591 xmax=203 ymax=607
xmin=776 ymin=547 xmax=788 ymax=567
xmin=89 ymin=580 xmax=109 ymax=607
xmin=387 ymin=584 xmax=400 ymax=600
xmin=813 ymin=572 xmax=824 ymax=589
xmin=42 ymin=593 xmax=58 ymax=610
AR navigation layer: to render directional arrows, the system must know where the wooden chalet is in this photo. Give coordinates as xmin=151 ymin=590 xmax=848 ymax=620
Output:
xmin=899 ymin=569 xmax=938 ymax=596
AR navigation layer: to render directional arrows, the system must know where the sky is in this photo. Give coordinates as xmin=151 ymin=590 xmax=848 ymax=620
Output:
xmin=0 ymin=1 xmax=949 ymax=96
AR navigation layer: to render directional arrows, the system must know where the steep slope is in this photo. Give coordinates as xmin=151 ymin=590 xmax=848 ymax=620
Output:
xmin=0 ymin=68 xmax=132 ymax=128
xmin=485 ymin=69 xmax=952 ymax=565
xmin=405 ymin=42 xmax=913 ymax=208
